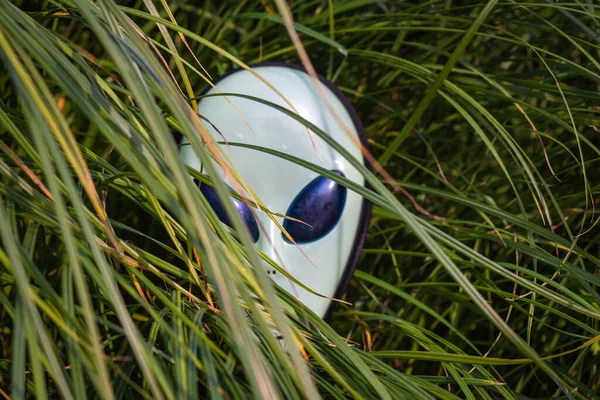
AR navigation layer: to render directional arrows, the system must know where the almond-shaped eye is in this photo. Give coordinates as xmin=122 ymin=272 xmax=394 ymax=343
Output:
xmin=283 ymin=171 xmax=346 ymax=244
xmin=196 ymin=180 xmax=260 ymax=243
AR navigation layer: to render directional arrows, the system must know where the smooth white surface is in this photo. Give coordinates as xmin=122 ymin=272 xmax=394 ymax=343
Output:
xmin=180 ymin=66 xmax=365 ymax=317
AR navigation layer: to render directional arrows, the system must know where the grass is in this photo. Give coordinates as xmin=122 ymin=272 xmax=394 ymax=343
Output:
xmin=1 ymin=0 xmax=600 ymax=398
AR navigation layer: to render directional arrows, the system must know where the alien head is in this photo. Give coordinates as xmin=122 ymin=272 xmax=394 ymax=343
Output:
xmin=179 ymin=63 xmax=370 ymax=319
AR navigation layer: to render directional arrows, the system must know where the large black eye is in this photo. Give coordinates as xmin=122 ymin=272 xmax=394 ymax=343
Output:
xmin=196 ymin=180 xmax=260 ymax=243
xmin=283 ymin=171 xmax=346 ymax=244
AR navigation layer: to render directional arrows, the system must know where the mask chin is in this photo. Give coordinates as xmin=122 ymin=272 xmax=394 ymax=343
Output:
xmin=179 ymin=62 xmax=371 ymax=320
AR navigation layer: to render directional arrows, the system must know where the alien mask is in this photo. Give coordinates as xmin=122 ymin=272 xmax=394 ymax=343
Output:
xmin=179 ymin=63 xmax=371 ymax=319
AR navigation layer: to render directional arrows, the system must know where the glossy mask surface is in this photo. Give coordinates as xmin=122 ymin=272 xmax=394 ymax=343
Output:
xmin=180 ymin=65 xmax=368 ymax=318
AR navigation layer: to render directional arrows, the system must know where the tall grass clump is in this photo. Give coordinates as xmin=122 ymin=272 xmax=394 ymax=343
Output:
xmin=1 ymin=1 xmax=600 ymax=399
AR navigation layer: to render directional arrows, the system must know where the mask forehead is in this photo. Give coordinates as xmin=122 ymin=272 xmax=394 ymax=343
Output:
xmin=180 ymin=65 xmax=367 ymax=318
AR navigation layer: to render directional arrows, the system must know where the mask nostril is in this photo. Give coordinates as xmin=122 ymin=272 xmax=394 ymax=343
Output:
xmin=257 ymin=225 xmax=285 ymax=279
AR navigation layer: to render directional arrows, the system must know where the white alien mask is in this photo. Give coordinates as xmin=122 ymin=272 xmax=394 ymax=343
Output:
xmin=179 ymin=63 xmax=371 ymax=318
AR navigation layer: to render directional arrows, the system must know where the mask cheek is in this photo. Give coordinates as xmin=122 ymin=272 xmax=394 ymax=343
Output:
xmin=273 ymin=236 xmax=343 ymax=317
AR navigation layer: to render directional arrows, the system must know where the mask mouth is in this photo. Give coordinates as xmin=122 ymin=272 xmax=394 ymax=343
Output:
xmin=179 ymin=62 xmax=372 ymax=320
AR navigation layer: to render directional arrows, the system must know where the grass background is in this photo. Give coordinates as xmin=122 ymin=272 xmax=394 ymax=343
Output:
xmin=1 ymin=0 xmax=600 ymax=399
